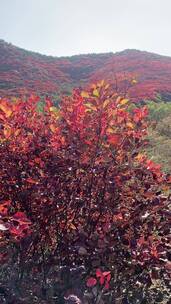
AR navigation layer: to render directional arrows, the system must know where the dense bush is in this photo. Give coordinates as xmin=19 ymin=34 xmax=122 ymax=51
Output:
xmin=0 ymin=81 xmax=170 ymax=303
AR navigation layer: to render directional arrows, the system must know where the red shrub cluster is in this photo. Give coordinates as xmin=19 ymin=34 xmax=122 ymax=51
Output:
xmin=0 ymin=81 xmax=170 ymax=303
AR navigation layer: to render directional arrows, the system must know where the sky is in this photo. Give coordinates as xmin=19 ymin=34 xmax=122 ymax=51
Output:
xmin=0 ymin=0 xmax=171 ymax=57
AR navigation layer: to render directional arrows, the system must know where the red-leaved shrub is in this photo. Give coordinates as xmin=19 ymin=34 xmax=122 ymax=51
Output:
xmin=0 ymin=81 xmax=170 ymax=303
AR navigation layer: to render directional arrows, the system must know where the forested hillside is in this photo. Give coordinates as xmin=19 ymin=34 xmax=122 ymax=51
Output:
xmin=1 ymin=40 xmax=171 ymax=100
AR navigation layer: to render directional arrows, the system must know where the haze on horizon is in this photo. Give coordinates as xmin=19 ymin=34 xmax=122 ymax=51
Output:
xmin=0 ymin=0 xmax=171 ymax=57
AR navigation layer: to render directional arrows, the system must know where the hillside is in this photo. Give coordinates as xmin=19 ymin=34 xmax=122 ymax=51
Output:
xmin=1 ymin=39 xmax=171 ymax=100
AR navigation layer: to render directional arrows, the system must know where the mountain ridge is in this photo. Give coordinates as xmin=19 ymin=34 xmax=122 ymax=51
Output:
xmin=1 ymin=39 xmax=171 ymax=59
xmin=0 ymin=39 xmax=171 ymax=100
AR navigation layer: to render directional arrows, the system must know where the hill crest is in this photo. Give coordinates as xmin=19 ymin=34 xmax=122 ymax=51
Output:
xmin=0 ymin=40 xmax=171 ymax=100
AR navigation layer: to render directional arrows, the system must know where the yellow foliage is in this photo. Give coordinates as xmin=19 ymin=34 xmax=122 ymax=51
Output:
xmin=50 ymin=124 xmax=57 ymax=133
xmin=103 ymin=99 xmax=110 ymax=108
xmin=4 ymin=128 xmax=12 ymax=138
xmin=93 ymin=89 xmax=99 ymax=97
xmin=120 ymin=98 xmax=129 ymax=105
xmin=81 ymin=91 xmax=89 ymax=98
xmin=0 ymin=104 xmax=12 ymax=118
xmin=127 ymin=122 xmax=134 ymax=129
xmin=85 ymin=103 xmax=97 ymax=111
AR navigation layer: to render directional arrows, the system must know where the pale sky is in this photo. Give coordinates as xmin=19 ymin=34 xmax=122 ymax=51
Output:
xmin=0 ymin=0 xmax=171 ymax=57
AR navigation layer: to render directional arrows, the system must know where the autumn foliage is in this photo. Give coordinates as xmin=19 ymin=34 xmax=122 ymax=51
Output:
xmin=1 ymin=40 xmax=171 ymax=101
xmin=0 ymin=81 xmax=170 ymax=303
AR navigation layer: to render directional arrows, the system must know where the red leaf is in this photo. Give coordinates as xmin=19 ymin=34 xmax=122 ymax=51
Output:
xmin=151 ymin=247 xmax=159 ymax=258
xmin=104 ymin=281 xmax=110 ymax=289
xmin=167 ymin=175 xmax=171 ymax=184
xmin=10 ymin=227 xmax=24 ymax=237
xmin=106 ymin=273 xmax=111 ymax=282
xmin=26 ymin=178 xmax=37 ymax=184
xmin=86 ymin=277 xmax=97 ymax=287
xmin=13 ymin=212 xmax=31 ymax=225
xmin=103 ymin=271 xmax=111 ymax=277
xmin=13 ymin=212 xmax=26 ymax=219
xmin=113 ymin=213 xmax=123 ymax=221
xmin=96 ymin=268 xmax=102 ymax=278
xmin=108 ymin=134 xmax=120 ymax=145
xmin=0 ymin=200 xmax=11 ymax=215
